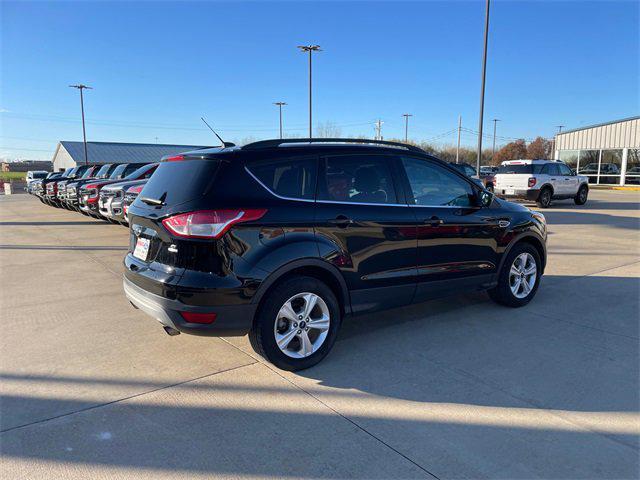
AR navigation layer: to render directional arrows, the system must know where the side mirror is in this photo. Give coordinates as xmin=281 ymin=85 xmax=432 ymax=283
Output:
xmin=478 ymin=189 xmax=494 ymax=207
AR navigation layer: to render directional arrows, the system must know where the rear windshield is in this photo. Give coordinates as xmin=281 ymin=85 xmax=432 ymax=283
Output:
xmin=497 ymin=164 xmax=544 ymax=174
xmin=137 ymin=159 xmax=220 ymax=208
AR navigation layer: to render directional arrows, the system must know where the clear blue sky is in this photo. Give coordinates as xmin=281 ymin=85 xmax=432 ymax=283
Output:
xmin=1 ymin=0 xmax=638 ymax=160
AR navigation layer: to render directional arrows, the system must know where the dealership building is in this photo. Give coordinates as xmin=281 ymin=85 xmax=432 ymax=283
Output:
xmin=51 ymin=141 xmax=210 ymax=172
xmin=554 ymin=116 xmax=639 ymax=185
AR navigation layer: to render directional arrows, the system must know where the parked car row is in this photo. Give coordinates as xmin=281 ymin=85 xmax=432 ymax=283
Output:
xmin=27 ymin=162 xmax=157 ymax=225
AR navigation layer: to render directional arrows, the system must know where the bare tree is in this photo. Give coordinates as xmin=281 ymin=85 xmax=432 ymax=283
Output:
xmin=315 ymin=122 xmax=342 ymax=138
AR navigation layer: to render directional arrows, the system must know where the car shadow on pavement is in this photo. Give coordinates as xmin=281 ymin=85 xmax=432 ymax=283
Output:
xmin=541 ymin=210 xmax=640 ymax=230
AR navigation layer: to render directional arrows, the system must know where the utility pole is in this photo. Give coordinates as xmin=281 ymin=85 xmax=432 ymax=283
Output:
xmin=297 ymin=45 xmax=321 ymax=138
xmin=556 ymin=125 xmax=564 ymax=134
xmin=456 ymin=115 xmax=462 ymax=163
xmin=273 ymin=102 xmax=287 ymax=139
xmin=374 ymin=119 xmax=384 ymax=140
xmin=491 ymin=118 xmax=500 ymax=160
xmin=402 ymin=114 xmax=413 ymax=143
xmin=69 ymin=84 xmax=92 ymax=165
xmin=476 ymin=0 xmax=491 ymax=176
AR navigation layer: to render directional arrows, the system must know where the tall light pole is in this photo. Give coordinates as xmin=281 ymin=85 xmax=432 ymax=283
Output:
xmin=402 ymin=114 xmax=413 ymax=143
xmin=273 ymin=102 xmax=287 ymax=139
xmin=297 ymin=45 xmax=321 ymax=138
xmin=69 ymin=84 xmax=92 ymax=165
xmin=491 ymin=118 xmax=500 ymax=160
xmin=476 ymin=0 xmax=491 ymax=175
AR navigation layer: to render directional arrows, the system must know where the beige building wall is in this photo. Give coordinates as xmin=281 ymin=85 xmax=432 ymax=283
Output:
xmin=51 ymin=145 xmax=76 ymax=171
xmin=555 ymin=117 xmax=640 ymax=151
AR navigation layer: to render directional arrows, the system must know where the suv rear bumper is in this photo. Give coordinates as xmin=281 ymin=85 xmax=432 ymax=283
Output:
xmin=123 ymin=276 xmax=256 ymax=336
xmin=495 ymin=188 xmax=540 ymax=201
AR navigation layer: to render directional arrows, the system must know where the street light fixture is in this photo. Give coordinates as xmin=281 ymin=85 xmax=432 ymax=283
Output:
xmin=402 ymin=113 xmax=413 ymax=143
xmin=69 ymin=84 xmax=92 ymax=165
xmin=273 ymin=102 xmax=287 ymax=139
xmin=297 ymin=44 xmax=321 ymax=138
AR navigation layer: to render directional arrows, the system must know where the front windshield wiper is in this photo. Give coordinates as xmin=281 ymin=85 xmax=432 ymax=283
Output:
xmin=140 ymin=193 xmax=166 ymax=206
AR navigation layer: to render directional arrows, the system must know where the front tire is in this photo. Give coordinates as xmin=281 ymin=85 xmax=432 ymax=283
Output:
xmin=489 ymin=243 xmax=541 ymax=307
xmin=249 ymin=275 xmax=341 ymax=371
xmin=574 ymin=184 xmax=588 ymax=205
xmin=536 ymin=187 xmax=552 ymax=208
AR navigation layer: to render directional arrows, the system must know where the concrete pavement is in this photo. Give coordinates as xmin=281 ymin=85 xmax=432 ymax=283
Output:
xmin=1 ymin=190 xmax=639 ymax=479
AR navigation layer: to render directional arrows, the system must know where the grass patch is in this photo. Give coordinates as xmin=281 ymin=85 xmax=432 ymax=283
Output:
xmin=0 ymin=172 xmax=27 ymax=182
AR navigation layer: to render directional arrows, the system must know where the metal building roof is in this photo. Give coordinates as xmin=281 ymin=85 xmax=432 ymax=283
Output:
xmin=56 ymin=141 xmax=212 ymax=165
xmin=557 ymin=116 xmax=640 ymax=136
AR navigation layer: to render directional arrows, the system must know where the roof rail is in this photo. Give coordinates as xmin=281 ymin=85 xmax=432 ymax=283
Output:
xmin=242 ymin=138 xmax=425 ymax=153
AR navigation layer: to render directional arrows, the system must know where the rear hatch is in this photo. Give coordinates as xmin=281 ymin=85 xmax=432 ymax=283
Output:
xmin=125 ymin=158 xmax=225 ymax=294
xmin=494 ymin=164 xmax=543 ymax=191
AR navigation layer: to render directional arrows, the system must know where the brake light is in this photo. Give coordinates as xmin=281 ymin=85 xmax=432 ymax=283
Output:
xmin=163 ymin=155 xmax=185 ymax=162
xmin=127 ymin=185 xmax=144 ymax=194
xmin=528 ymin=177 xmax=537 ymax=187
xmin=179 ymin=311 xmax=217 ymax=324
xmin=162 ymin=209 xmax=267 ymax=239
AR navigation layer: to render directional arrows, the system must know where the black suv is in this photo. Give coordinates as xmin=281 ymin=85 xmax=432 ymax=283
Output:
xmin=124 ymin=139 xmax=547 ymax=371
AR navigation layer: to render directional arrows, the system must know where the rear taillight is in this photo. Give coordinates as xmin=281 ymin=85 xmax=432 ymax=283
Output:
xmin=162 ymin=209 xmax=267 ymax=239
xmin=163 ymin=155 xmax=185 ymax=162
xmin=179 ymin=311 xmax=217 ymax=324
xmin=528 ymin=177 xmax=537 ymax=188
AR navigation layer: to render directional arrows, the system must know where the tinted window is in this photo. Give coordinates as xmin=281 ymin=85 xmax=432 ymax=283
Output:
xmin=32 ymin=172 xmax=47 ymax=179
xmin=558 ymin=163 xmax=573 ymax=176
xmin=402 ymin=157 xmax=474 ymax=207
xmin=318 ymin=155 xmax=397 ymax=204
xmin=497 ymin=164 xmax=544 ymax=174
xmin=249 ymin=158 xmax=317 ymax=200
xmin=543 ymin=164 xmax=560 ymax=175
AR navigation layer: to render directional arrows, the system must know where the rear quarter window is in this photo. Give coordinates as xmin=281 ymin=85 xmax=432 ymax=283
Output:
xmin=247 ymin=157 xmax=317 ymax=200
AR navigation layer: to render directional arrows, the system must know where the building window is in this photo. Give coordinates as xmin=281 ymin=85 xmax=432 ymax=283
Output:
xmin=598 ymin=150 xmax=623 ymax=184
xmin=625 ymin=149 xmax=640 ymax=185
xmin=577 ymin=150 xmax=601 ymax=184
xmin=558 ymin=150 xmax=579 ymax=172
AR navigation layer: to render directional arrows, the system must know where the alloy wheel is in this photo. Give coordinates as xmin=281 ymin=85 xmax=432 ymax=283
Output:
xmin=274 ymin=292 xmax=331 ymax=358
xmin=509 ymin=252 xmax=537 ymax=299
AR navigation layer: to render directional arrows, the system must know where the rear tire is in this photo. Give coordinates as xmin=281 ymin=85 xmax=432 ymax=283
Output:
xmin=249 ymin=275 xmax=341 ymax=371
xmin=536 ymin=187 xmax=552 ymax=208
xmin=489 ymin=242 xmax=542 ymax=307
xmin=574 ymin=184 xmax=588 ymax=205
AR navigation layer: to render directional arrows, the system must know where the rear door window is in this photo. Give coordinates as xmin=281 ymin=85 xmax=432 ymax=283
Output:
xmin=318 ymin=154 xmax=397 ymax=204
xmin=248 ymin=157 xmax=317 ymax=200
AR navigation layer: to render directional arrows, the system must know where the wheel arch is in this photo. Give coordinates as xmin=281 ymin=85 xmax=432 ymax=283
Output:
xmin=251 ymin=258 xmax=351 ymax=318
xmin=498 ymin=233 xmax=547 ymax=274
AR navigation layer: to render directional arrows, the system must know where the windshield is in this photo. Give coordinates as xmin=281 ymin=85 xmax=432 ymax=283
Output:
xmin=81 ymin=167 xmax=95 ymax=179
xmin=95 ymin=164 xmax=112 ymax=178
xmin=123 ymin=163 xmax=156 ymax=180
xmin=109 ymin=164 xmax=128 ymax=179
xmin=497 ymin=164 xmax=544 ymax=174
xmin=32 ymin=172 xmax=47 ymax=179
xmin=62 ymin=168 xmax=74 ymax=177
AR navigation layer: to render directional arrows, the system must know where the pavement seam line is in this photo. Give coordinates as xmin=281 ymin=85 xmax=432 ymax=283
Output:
xmin=218 ymin=339 xmax=440 ymax=480
xmin=0 ymin=361 xmax=257 ymax=434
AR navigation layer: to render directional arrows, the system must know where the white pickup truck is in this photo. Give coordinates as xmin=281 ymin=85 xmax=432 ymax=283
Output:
xmin=493 ymin=159 xmax=589 ymax=208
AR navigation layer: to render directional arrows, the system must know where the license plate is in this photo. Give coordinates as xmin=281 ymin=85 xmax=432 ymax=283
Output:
xmin=505 ymin=189 xmax=515 ymax=195
xmin=133 ymin=237 xmax=151 ymax=261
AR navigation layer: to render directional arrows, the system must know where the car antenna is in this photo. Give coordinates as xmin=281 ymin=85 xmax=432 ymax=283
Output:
xmin=201 ymin=117 xmax=231 ymax=147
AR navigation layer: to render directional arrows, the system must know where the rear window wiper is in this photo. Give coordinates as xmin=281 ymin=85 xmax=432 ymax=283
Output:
xmin=140 ymin=194 xmax=166 ymax=206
